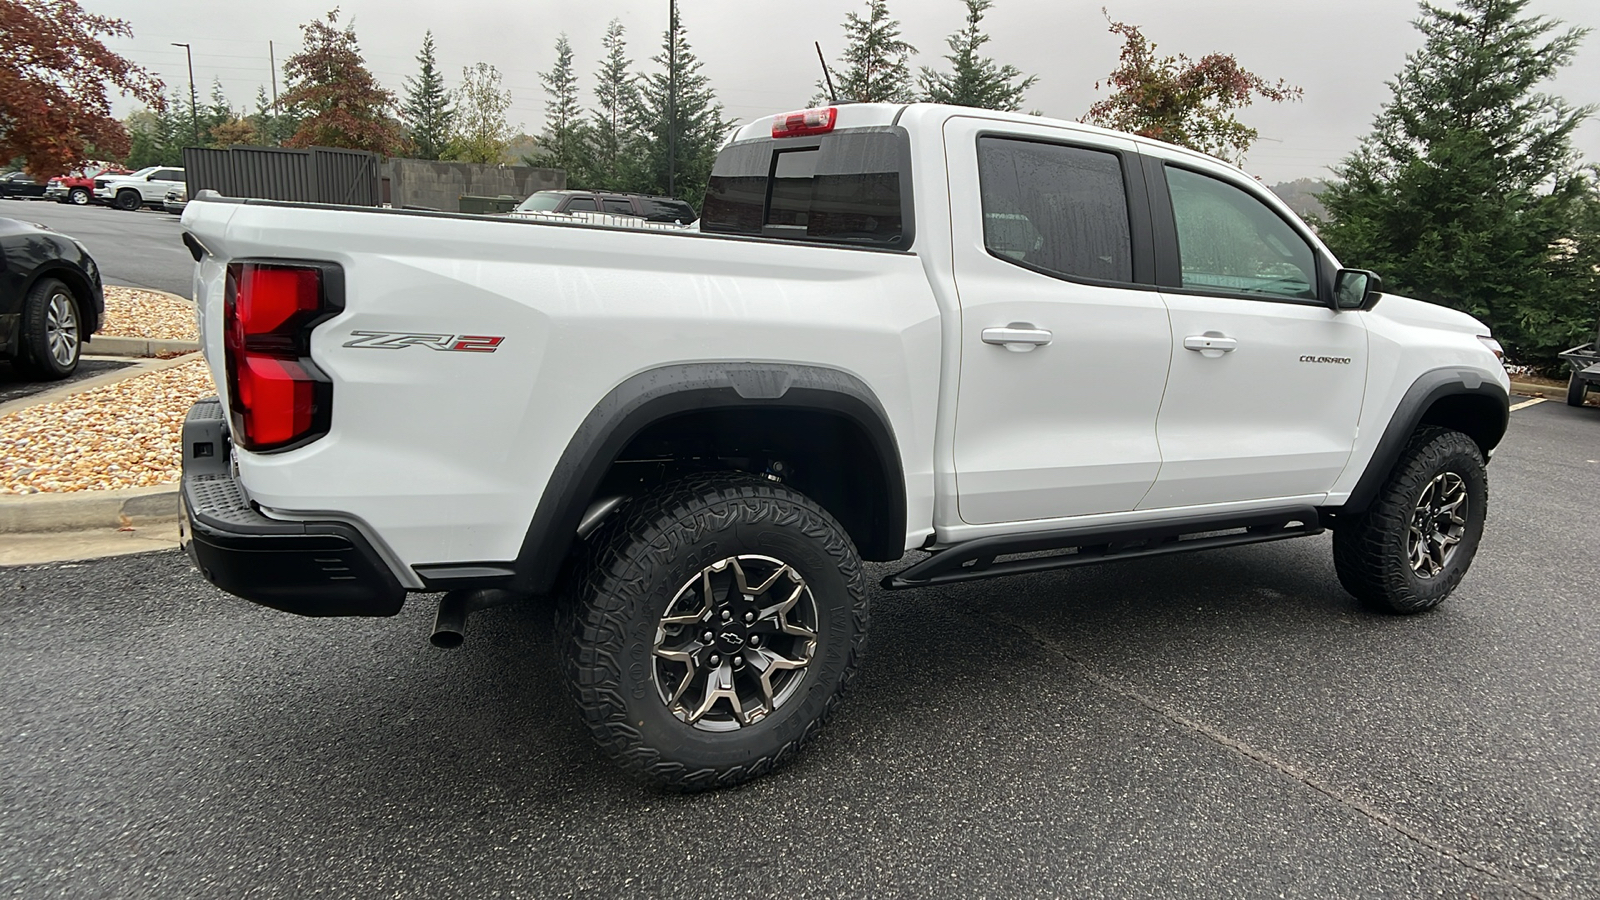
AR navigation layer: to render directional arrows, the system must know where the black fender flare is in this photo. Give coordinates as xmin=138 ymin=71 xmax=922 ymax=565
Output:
xmin=1340 ymin=367 xmax=1509 ymax=515
xmin=507 ymin=362 xmax=907 ymax=595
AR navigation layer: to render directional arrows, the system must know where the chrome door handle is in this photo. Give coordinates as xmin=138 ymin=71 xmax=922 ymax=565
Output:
xmin=1183 ymin=334 xmax=1238 ymax=353
xmin=982 ymin=325 xmax=1053 ymax=352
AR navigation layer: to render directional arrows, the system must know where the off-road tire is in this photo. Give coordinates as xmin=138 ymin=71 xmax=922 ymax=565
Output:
xmin=557 ymin=472 xmax=868 ymax=791
xmin=1568 ymin=371 xmax=1588 ymax=408
xmin=18 ymin=277 xmax=82 ymax=379
xmin=68 ymin=187 xmax=90 ymax=206
xmin=1332 ymin=427 xmax=1487 ymax=614
xmin=114 ymin=189 xmax=142 ymax=211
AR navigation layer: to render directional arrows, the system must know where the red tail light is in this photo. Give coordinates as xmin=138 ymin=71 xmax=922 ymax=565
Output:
xmin=224 ymin=262 xmax=341 ymax=452
xmin=772 ymin=107 xmax=837 ymax=138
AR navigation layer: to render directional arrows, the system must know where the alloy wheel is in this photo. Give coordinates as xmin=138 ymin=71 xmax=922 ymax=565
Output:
xmin=653 ymin=555 xmax=818 ymax=731
xmin=44 ymin=290 xmax=79 ymax=367
xmin=1408 ymin=471 xmax=1467 ymax=578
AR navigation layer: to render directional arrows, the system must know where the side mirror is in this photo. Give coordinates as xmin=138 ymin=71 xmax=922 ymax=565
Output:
xmin=1332 ymin=268 xmax=1383 ymax=311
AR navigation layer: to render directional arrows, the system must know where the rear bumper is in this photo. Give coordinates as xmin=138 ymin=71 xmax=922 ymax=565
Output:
xmin=180 ymin=398 xmax=406 ymax=617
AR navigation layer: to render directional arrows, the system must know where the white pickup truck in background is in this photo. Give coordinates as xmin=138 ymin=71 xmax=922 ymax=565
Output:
xmin=178 ymin=103 xmax=1510 ymax=790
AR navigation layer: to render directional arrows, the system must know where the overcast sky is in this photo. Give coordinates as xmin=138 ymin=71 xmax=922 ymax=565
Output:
xmin=95 ymin=0 xmax=1600 ymax=184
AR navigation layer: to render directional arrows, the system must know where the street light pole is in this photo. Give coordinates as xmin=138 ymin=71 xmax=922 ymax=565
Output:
xmin=667 ymin=0 xmax=677 ymax=199
xmin=171 ymin=42 xmax=199 ymax=146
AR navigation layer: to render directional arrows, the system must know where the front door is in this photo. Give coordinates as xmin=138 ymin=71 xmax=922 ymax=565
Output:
xmin=946 ymin=117 xmax=1173 ymax=525
xmin=1141 ymin=160 xmax=1367 ymax=509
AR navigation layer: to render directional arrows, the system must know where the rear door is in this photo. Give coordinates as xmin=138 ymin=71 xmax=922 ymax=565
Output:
xmin=945 ymin=116 xmax=1173 ymax=524
xmin=1140 ymin=155 xmax=1367 ymax=509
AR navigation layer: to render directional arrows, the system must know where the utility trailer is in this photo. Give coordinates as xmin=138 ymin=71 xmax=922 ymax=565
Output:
xmin=1559 ymin=315 xmax=1600 ymax=407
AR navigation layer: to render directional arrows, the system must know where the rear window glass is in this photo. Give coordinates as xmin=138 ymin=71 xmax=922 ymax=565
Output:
xmin=977 ymin=137 xmax=1133 ymax=284
xmin=641 ymin=198 xmax=696 ymax=224
xmin=701 ymin=128 xmax=909 ymax=248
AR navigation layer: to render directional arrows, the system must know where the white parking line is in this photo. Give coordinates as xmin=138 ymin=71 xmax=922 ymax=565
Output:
xmin=1510 ymin=397 xmax=1547 ymax=411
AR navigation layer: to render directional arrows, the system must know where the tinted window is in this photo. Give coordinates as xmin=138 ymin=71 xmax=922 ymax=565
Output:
xmin=702 ymin=129 xmax=907 ymax=247
xmin=602 ymin=198 xmax=635 ymax=215
xmin=517 ymin=192 xmax=565 ymax=212
xmin=565 ymin=197 xmax=598 ymax=212
xmin=977 ymin=138 xmax=1133 ymax=284
xmin=642 ymin=198 xmax=696 ymax=223
xmin=1165 ymin=166 xmax=1316 ymax=301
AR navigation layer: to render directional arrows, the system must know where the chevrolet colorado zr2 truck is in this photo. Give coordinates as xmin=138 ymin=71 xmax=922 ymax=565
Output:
xmin=177 ymin=104 xmax=1510 ymax=790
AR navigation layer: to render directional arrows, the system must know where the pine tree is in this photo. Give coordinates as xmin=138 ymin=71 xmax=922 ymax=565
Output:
xmin=533 ymin=34 xmax=589 ymax=180
xmin=447 ymin=62 xmax=516 ymax=164
xmin=402 ymin=31 xmax=454 ymax=160
xmin=631 ymin=7 xmax=732 ymax=207
xmin=919 ymin=0 xmax=1035 ymax=111
xmin=818 ymin=0 xmax=918 ymax=104
xmin=1319 ymin=0 xmax=1598 ymax=368
xmin=586 ymin=19 xmax=643 ymax=192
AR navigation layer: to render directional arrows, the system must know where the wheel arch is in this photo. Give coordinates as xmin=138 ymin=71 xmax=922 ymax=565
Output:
xmin=1341 ymin=368 xmax=1508 ymax=515
xmin=21 ymin=262 xmax=100 ymax=336
xmin=508 ymin=363 xmax=908 ymax=595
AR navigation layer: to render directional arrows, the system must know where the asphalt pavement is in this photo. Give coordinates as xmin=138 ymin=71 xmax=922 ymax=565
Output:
xmin=0 ymin=198 xmax=193 ymax=297
xmin=2 ymin=398 xmax=1596 ymax=899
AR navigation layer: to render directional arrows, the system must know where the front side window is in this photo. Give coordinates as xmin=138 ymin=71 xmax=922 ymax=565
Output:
xmin=1165 ymin=166 xmax=1317 ymax=301
xmin=977 ymin=137 xmax=1134 ymax=284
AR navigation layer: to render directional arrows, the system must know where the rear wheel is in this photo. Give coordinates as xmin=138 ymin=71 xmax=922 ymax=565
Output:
xmin=18 ymin=278 xmax=82 ymax=379
xmin=114 ymin=189 xmax=142 ymax=211
xmin=1332 ymin=427 xmax=1487 ymax=613
xmin=1568 ymin=371 xmax=1589 ymax=408
xmin=559 ymin=472 xmax=868 ymax=790
xmin=68 ymin=187 xmax=90 ymax=206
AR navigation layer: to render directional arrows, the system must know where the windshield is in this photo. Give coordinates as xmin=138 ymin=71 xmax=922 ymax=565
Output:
xmin=516 ymin=192 xmax=566 ymax=212
xmin=122 ymin=167 xmax=158 ymax=179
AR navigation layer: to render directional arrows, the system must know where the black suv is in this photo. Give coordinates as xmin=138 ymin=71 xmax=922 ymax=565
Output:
xmin=515 ymin=190 xmax=697 ymax=225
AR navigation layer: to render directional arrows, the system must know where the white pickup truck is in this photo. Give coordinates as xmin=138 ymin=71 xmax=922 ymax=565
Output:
xmin=178 ymin=103 xmax=1510 ymax=789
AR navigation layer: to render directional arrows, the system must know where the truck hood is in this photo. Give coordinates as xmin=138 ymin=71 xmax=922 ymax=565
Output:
xmin=1370 ymin=293 xmax=1490 ymax=336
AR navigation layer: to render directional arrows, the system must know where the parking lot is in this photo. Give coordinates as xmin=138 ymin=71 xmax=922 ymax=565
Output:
xmin=1 ymin=397 xmax=1595 ymax=898
xmin=0 ymin=199 xmax=193 ymax=298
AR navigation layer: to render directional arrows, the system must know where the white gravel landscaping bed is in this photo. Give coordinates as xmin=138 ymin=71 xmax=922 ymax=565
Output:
xmin=1 ymin=357 xmax=215 ymax=494
xmin=99 ymin=286 xmax=197 ymax=341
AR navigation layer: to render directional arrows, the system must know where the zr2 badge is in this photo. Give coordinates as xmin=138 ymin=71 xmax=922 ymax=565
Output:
xmin=343 ymin=331 xmax=505 ymax=353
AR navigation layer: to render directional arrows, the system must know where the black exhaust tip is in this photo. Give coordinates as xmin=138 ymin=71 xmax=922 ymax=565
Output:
xmin=430 ymin=589 xmax=516 ymax=649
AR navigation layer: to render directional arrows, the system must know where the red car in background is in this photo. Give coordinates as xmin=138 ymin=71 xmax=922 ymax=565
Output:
xmin=43 ymin=164 xmax=130 ymax=206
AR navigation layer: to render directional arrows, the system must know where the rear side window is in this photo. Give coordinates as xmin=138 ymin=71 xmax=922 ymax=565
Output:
xmin=602 ymin=198 xmax=635 ymax=215
xmin=702 ymin=128 xmax=910 ymax=248
xmin=565 ymin=197 xmax=598 ymax=213
xmin=641 ymin=198 xmax=696 ymax=224
xmin=977 ymin=137 xmax=1133 ymax=284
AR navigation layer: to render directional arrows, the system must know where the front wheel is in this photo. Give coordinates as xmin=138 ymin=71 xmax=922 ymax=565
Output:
xmin=114 ymin=189 xmax=142 ymax=211
xmin=18 ymin=278 xmax=82 ymax=379
xmin=1568 ymin=371 xmax=1589 ymax=408
xmin=559 ymin=473 xmax=868 ymax=790
xmin=1332 ymin=427 xmax=1488 ymax=614
xmin=68 ymin=187 xmax=90 ymax=206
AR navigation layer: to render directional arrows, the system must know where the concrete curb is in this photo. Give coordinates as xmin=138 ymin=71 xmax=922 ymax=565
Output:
xmin=89 ymin=336 xmax=201 ymax=358
xmin=1510 ymin=380 xmax=1566 ymax=398
xmin=0 ymin=484 xmax=178 ymax=534
xmin=0 ymin=353 xmax=202 ymax=419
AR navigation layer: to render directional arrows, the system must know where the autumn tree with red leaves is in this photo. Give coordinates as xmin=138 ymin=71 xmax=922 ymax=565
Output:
xmin=0 ymin=0 xmax=163 ymax=175
xmin=280 ymin=9 xmax=401 ymax=154
xmin=1083 ymin=11 xmax=1301 ymax=164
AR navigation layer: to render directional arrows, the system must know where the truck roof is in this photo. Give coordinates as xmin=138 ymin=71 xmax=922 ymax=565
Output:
xmin=727 ymin=102 xmax=1250 ymax=179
